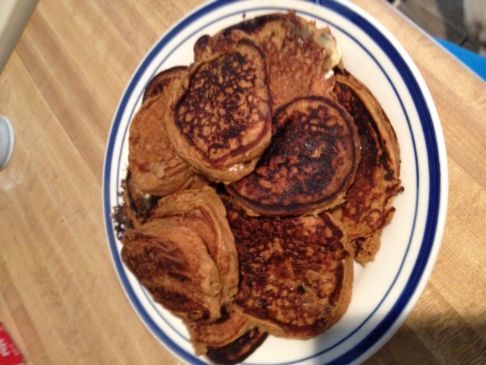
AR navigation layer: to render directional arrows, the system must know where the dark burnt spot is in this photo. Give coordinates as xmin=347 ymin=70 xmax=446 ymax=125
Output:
xmin=206 ymin=329 xmax=268 ymax=365
xmin=113 ymin=202 xmax=132 ymax=240
xmin=222 ymin=14 xmax=284 ymax=36
xmin=125 ymin=170 xmax=160 ymax=222
xmin=112 ymin=171 xmax=161 ymax=239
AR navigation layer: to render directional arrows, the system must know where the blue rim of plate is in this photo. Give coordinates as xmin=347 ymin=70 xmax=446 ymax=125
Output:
xmin=103 ymin=0 xmax=444 ymax=364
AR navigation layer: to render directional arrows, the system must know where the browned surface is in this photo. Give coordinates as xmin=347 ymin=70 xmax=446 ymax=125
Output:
xmin=195 ymin=12 xmax=340 ymax=111
xmin=225 ymin=199 xmax=352 ymax=339
xmin=167 ymin=39 xmax=272 ymax=182
xmin=122 ymin=186 xmax=238 ymax=325
xmin=188 ymin=309 xmax=251 ymax=354
xmin=228 ymin=96 xmax=360 ymax=216
xmin=151 ymin=187 xmax=238 ymax=305
xmin=331 ymin=71 xmax=402 ymax=264
xmin=122 ymin=222 xmax=221 ymax=322
xmin=143 ymin=66 xmax=187 ymax=102
xmin=0 ymin=0 xmax=485 ymax=364
xmin=206 ymin=328 xmax=268 ymax=365
xmin=128 ymin=80 xmax=198 ymax=196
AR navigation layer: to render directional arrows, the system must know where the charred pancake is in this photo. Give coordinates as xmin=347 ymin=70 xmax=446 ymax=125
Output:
xmin=143 ymin=66 xmax=187 ymax=102
xmin=206 ymin=328 xmax=268 ymax=365
xmin=224 ymin=198 xmax=353 ymax=339
xmin=128 ymin=69 xmax=204 ymax=196
xmin=194 ymin=12 xmax=341 ymax=111
xmin=152 ymin=186 xmax=238 ymax=304
xmin=165 ymin=39 xmax=272 ymax=183
xmin=227 ymin=96 xmax=360 ymax=216
xmin=331 ymin=70 xmax=402 ymax=264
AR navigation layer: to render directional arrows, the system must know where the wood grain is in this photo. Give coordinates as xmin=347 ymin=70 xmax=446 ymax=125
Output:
xmin=0 ymin=1 xmax=484 ymax=364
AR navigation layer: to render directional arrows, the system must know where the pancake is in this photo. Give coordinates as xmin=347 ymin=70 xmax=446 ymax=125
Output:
xmin=152 ymin=186 xmax=238 ymax=304
xmin=165 ymin=39 xmax=272 ymax=183
xmin=128 ymin=69 xmax=204 ymax=196
xmin=331 ymin=70 xmax=402 ymax=264
xmin=227 ymin=96 xmax=360 ymax=216
xmin=224 ymin=198 xmax=353 ymax=339
xmin=121 ymin=187 xmax=238 ymax=323
xmin=143 ymin=66 xmax=187 ymax=102
xmin=194 ymin=12 xmax=341 ymax=111
xmin=122 ymin=222 xmax=222 ymax=322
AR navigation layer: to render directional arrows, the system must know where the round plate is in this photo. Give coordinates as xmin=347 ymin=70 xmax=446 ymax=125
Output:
xmin=103 ymin=0 xmax=448 ymax=364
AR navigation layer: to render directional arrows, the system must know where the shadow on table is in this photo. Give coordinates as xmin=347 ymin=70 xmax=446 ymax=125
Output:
xmin=308 ymin=313 xmax=486 ymax=365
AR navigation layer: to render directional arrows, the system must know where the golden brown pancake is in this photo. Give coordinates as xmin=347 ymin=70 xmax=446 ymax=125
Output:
xmin=224 ymin=198 xmax=353 ymax=339
xmin=165 ymin=39 xmax=272 ymax=183
xmin=128 ymin=69 xmax=203 ymax=196
xmin=143 ymin=66 xmax=187 ymax=102
xmin=194 ymin=12 xmax=341 ymax=111
xmin=122 ymin=222 xmax=222 ymax=322
xmin=152 ymin=186 xmax=238 ymax=304
xmin=121 ymin=187 xmax=238 ymax=323
xmin=227 ymin=96 xmax=360 ymax=216
xmin=331 ymin=70 xmax=402 ymax=264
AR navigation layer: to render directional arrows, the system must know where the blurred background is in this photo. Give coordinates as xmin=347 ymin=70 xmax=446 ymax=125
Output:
xmin=393 ymin=0 xmax=480 ymax=51
xmin=389 ymin=0 xmax=486 ymax=80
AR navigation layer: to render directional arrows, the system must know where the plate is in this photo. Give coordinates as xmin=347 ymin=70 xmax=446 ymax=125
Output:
xmin=103 ymin=1 xmax=448 ymax=364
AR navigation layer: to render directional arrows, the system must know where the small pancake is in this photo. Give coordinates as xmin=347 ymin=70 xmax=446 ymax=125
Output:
xmin=165 ymin=39 xmax=272 ymax=183
xmin=152 ymin=186 xmax=238 ymax=304
xmin=122 ymin=222 xmax=222 ymax=323
xmin=331 ymin=70 xmax=402 ymax=264
xmin=194 ymin=12 xmax=341 ymax=111
xmin=122 ymin=187 xmax=238 ymax=323
xmin=227 ymin=96 xmax=360 ymax=216
xmin=224 ymin=198 xmax=353 ymax=339
xmin=129 ymin=69 xmax=204 ymax=196
xmin=143 ymin=66 xmax=187 ymax=102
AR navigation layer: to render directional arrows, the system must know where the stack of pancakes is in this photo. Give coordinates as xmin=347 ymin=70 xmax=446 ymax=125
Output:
xmin=115 ymin=12 xmax=402 ymax=364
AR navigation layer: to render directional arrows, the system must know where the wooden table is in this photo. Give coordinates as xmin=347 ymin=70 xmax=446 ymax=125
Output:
xmin=0 ymin=1 xmax=484 ymax=364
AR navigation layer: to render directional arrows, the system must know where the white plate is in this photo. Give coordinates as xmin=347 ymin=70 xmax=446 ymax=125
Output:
xmin=103 ymin=1 xmax=448 ymax=364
